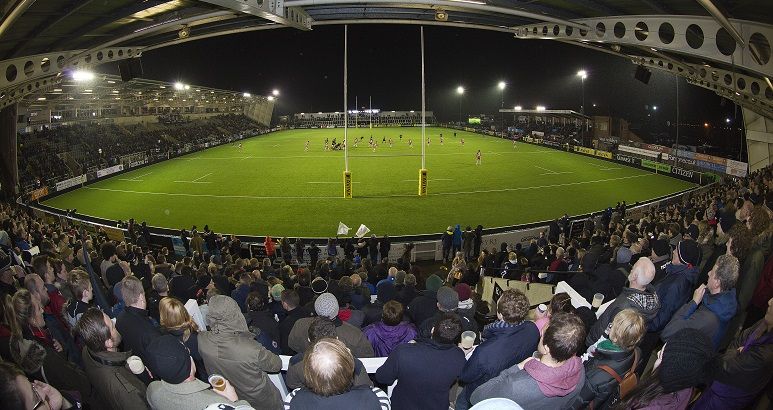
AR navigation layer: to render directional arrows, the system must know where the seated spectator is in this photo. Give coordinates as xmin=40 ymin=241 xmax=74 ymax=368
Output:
xmin=279 ymin=289 xmax=311 ymax=355
xmin=586 ymin=258 xmax=660 ymax=347
xmin=648 ymin=240 xmax=701 ymax=334
xmin=115 ymin=276 xmax=162 ymax=363
xmin=74 ymin=307 xmax=148 ymax=409
xmin=406 ymin=273 xmax=443 ymax=326
xmin=145 ymin=334 xmax=249 ymax=409
xmin=289 ymin=292 xmax=374 ymax=358
xmin=160 ymin=297 xmax=207 ymax=381
xmin=0 ymin=361 xmax=76 ymax=410
xmin=146 ymin=273 xmax=168 ymax=325
xmin=574 ymin=309 xmax=645 ymax=408
xmin=662 ymin=254 xmax=739 ymax=349
xmin=243 ymin=291 xmax=280 ymax=353
xmin=285 ymin=338 xmax=390 ymax=409
xmin=334 ymin=282 xmax=365 ymax=328
xmin=64 ymin=270 xmax=92 ymax=328
xmin=418 ymin=286 xmax=477 ymax=339
xmin=363 ymin=300 xmax=417 ymax=357
xmin=692 ymin=297 xmax=773 ymax=409
xmin=396 ymin=273 xmax=420 ymax=307
xmin=533 ymin=292 xmax=573 ymax=336
xmin=455 ymin=283 xmax=476 ymax=322
xmin=198 ymin=295 xmax=282 ymax=410
xmin=363 ymin=282 xmax=396 ymax=326
xmin=349 ymin=273 xmax=370 ymax=310
xmin=457 ymin=289 xmax=539 ymax=410
xmin=376 ymin=312 xmax=465 ymax=410
xmin=286 ymin=317 xmax=372 ymax=391
xmin=231 ymin=272 xmax=253 ymax=312
xmin=618 ymin=328 xmax=714 ymax=409
xmin=470 ymin=312 xmax=587 ymax=408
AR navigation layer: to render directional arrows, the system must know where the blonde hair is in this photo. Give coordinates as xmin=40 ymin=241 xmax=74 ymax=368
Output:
xmin=608 ymin=309 xmax=645 ymax=352
xmin=159 ymin=297 xmax=199 ymax=341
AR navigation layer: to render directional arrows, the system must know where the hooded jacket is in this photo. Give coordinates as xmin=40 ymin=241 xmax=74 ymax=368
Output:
xmin=586 ymin=285 xmax=660 ymax=347
xmin=453 ymin=225 xmax=463 ymax=247
xmin=458 ymin=320 xmax=540 ymax=406
xmin=471 ymin=357 xmax=585 ymax=409
xmin=288 ymin=316 xmax=375 ymax=358
xmin=81 ymin=347 xmax=148 ymax=410
xmin=363 ymin=321 xmax=417 ymax=357
xmin=661 ymin=289 xmax=737 ymax=349
xmin=649 ymin=263 xmax=699 ymax=332
xmin=572 ymin=343 xmax=638 ymax=409
xmin=197 ymin=295 xmax=283 ymax=410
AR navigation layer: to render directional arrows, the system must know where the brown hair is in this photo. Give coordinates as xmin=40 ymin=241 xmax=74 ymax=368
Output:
xmin=11 ymin=289 xmax=37 ymax=328
xmin=727 ymin=224 xmax=753 ymax=261
xmin=0 ymin=294 xmax=20 ymax=338
xmin=543 ymin=312 xmax=585 ymax=362
xmin=497 ymin=289 xmax=529 ymax=324
xmin=304 ymin=338 xmax=355 ymax=397
xmin=548 ymin=292 xmax=574 ymax=315
xmin=68 ymin=270 xmax=91 ymax=300
xmin=608 ymin=309 xmax=645 ymax=352
xmin=382 ymin=300 xmax=404 ymax=326
xmin=74 ymin=308 xmax=111 ymax=352
xmin=159 ymin=297 xmax=198 ymax=342
xmin=120 ymin=276 xmax=144 ymax=305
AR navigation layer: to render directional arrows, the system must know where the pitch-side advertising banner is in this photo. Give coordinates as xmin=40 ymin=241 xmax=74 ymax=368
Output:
xmin=96 ymin=164 xmax=124 ymax=178
xmin=55 ymin=175 xmax=86 ymax=192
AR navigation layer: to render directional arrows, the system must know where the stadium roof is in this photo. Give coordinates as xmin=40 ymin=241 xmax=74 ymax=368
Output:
xmin=2 ymin=0 xmax=772 ymax=117
xmin=19 ymin=73 xmax=263 ymax=111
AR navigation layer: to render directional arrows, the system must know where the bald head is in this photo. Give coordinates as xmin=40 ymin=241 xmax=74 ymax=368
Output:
xmin=629 ymin=257 xmax=656 ymax=288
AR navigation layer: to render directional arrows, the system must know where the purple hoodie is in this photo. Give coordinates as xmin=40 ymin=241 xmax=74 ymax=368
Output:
xmin=363 ymin=321 xmax=418 ymax=357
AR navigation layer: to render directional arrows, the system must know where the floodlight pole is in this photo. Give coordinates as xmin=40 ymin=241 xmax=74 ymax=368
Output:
xmin=674 ymin=74 xmax=680 ymax=166
xmin=343 ymin=25 xmax=352 ymax=198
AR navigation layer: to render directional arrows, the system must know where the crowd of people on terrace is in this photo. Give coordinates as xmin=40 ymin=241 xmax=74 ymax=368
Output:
xmin=0 ymin=164 xmax=772 ymax=410
xmin=17 ymin=114 xmax=263 ymax=190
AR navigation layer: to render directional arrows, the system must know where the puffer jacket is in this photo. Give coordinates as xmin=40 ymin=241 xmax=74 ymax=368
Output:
xmin=571 ymin=343 xmax=638 ymax=409
xmin=198 ymin=295 xmax=283 ymax=410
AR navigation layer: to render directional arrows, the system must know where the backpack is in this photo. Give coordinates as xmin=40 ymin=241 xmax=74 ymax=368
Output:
xmin=598 ymin=348 xmax=639 ymax=404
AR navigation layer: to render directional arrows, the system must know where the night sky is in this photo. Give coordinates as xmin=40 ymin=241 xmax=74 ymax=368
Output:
xmin=121 ymin=24 xmax=742 ymax=153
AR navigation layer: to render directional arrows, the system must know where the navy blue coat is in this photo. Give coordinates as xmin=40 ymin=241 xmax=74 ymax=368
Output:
xmin=648 ymin=264 xmax=699 ymax=332
xmin=458 ymin=321 xmax=540 ymax=406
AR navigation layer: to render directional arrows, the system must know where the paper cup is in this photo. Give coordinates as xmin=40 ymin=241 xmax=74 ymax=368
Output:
xmin=592 ymin=293 xmax=604 ymax=308
xmin=461 ymin=331 xmax=476 ymax=349
xmin=126 ymin=356 xmax=144 ymax=375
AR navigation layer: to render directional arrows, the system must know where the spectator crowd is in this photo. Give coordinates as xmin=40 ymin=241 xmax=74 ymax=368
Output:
xmin=0 ymin=163 xmax=771 ymax=410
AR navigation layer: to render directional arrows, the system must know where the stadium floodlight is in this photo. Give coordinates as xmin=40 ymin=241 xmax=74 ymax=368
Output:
xmin=267 ymin=96 xmax=275 ymax=101
xmin=72 ymin=70 xmax=95 ymax=82
xmin=576 ymin=70 xmax=587 ymax=79
xmin=184 ymin=85 xmax=190 ymax=90
xmin=514 ymin=105 xmax=522 ymax=111
xmin=536 ymin=105 xmax=546 ymax=111
xmin=704 ymin=122 xmax=709 ymax=128
xmin=456 ymin=86 xmax=465 ymax=95
xmin=174 ymin=82 xmax=185 ymax=90
xmin=243 ymin=92 xmax=251 ymax=97
xmin=725 ymin=118 xmax=731 ymax=123
xmin=652 ymin=105 xmax=658 ymax=111
xmin=498 ymin=81 xmax=506 ymax=90
xmin=272 ymin=89 xmax=280 ymax=96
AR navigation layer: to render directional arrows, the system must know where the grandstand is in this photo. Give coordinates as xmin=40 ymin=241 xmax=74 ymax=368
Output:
xmin=1 ymin=2 xmax=773 ymax=410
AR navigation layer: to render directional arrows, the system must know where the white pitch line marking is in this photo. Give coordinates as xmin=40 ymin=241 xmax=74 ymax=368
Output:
xmin=192 ymin=173 xmax=212 ymax=182
xmin=85 ymin=173 xmax=656 ymax=199
xmin=534 ymin=165 xmax=558 ymax=174
xmin=307 ymin=181 xmax=361 ymax=184
xmin=174 ymin=172 xmax=213 ymax=184
xmin=539 ymin=171 xmax=574 ymax=176
xmin=401 ymin=178 xmax=454 ymax=182
xmin=118 ymin=171 xmax=152 ymax=182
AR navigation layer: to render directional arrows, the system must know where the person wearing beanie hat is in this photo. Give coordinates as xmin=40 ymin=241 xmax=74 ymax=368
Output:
xmin=617 ymin=328 xmax=713 ymax=409
xmin=425 ymin=274 xmax=444 ymax=292
xmin=455 ymin=283 xmax=476 ymax=322
xmin=406 ymin=274 xmax=445 ymax=327
xmin=650 ymin=239 xmax=672 ymax=283
xmin=288 ymin=292 xmax=375 ymax=358
xmin=418 ymin=286 xmax=477 ymax=340
xmin=146 ymin=334 xmax=250 ymax=410
xmin=197 ymin=295 xmax=283 ymax=410
xmin=647 ymin=241 xmax=701 ymax=334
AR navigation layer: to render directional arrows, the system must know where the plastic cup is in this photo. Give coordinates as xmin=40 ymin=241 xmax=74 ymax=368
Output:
xmin=538 ymin=272 xmax=548 ymax=279
xmin=209 ymin=374 xmax=226 ymax=391
xmin=592 ymin=293 xmax=604 ymax=308
xmin=461 ymin=331 xmax=476 ymax=349
xmin=126 ymin=355 xmax=144 ymax=375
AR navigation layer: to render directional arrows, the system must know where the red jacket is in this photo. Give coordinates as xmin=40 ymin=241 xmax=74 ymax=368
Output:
xmin=751 ymin=254 xmax=773 ymax=309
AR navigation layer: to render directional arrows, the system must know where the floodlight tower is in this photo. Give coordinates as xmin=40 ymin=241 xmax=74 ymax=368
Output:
xmin=498 ymin=81 xmax=506 ymax=137
xmin=456 ymin=86 xmax=465 ymax=124
xmin=577 ymin=70 xmax=588 ymax=142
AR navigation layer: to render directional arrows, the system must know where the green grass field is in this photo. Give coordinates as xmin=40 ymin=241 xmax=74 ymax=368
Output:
xmin=43 ymin=127 xmax=696 ymax=237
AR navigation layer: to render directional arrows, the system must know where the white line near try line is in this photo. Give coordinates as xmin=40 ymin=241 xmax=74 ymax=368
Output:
xmin=86 ymin=173 xmax=654 ymax=199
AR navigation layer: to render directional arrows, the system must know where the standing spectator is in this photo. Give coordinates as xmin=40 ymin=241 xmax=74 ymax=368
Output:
xmin=692 ymin=297 xmax=773 ymax=409
xmin=662 ymin=254 xmax=739 ymax=349
xmin=441 ymin=226 xmax=453 ymax=263
xmin=379 ymin=235 xmax=391 ymax=263
xmin=368 ymin=234 xmax=380 ymax=265
xmin=363 ymin=300 xmax=417 ymax=357
xmin=456 ymin=289 xmax=539 ymax=410
xmin=145 ymin=335 xmax=250 ymax=409
xmin=452 ymin=225 xmax=463 ymax=256
xmin=198 ymin=295 xmax=282 ymax=410
xmin=74 ymin=308 xmax=148 ymax=410
xmin=189 ymin=230 xmax=204 ymax=256
xmin=473 ymin=225 xmax=484 ymax=259
xmin=285 ymin=338 xmax=390 ymax=409
xmin=617 ymin=328 xmax=714 ymax=409
xmin=463 ymin=226 xmax=475 ymax=260
xmin=586 ymin=258 xmax=660 ymax=346
xmin=470 ymin=312 xmax=587 ymax=408
xmin=376 ymin=313 xmax=465 ymax=410
xmin=265 ymin=235 xmax=276 ymax=260
xmin=115 ymin=276 xmax=162 ymax=364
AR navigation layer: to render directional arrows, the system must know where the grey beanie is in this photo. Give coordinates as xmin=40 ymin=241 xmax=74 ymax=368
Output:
xmin=437 ymin=286 xmax=459 ymax=312
xmin=314 ymin=292 xmax=340 ymax=319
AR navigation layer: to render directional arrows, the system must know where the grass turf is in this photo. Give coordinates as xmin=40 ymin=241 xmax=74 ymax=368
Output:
xmin=43 ymin=127 xmax=696 ymax=237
